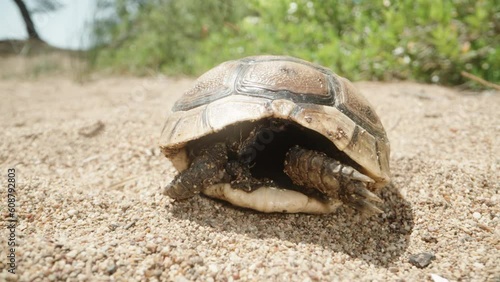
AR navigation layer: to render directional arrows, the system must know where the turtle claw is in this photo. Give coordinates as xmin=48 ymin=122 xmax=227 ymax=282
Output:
xmin=343 ymin=182 xmax=384 ymax=214
xmin=353 ymin=198 xmax=384 ymax=214
xmin=350 ymin=170 xmax=375 ymax=183
xmin=354 ymin=184 xmax=383 ymax=203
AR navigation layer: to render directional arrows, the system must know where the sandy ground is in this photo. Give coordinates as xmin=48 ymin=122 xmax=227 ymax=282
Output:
xmin=0 ymin=70 xmax=498 ymax=281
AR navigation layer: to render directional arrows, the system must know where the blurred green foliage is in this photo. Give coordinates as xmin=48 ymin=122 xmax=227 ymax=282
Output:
xmin=90 ymin=0 xmax=499 ymax=86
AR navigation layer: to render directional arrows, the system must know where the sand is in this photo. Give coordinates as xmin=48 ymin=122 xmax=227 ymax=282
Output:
xmin=0 ymin=73 xmax=498 ymax=281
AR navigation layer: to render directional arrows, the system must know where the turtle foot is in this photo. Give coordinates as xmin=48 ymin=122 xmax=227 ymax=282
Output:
xmin=342 ymin=182 xmax=384 ymax=215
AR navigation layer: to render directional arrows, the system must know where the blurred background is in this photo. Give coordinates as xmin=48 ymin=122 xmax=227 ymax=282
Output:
xmin=1 ymin=0 xmax=499 ymax=87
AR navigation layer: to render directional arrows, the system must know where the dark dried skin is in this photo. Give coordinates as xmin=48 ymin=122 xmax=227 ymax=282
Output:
xmin=225 ymin=161 xmax=274 ymax=192
xmin=284 ymin=146 xmax=383 ymax=214
xmin=164 ymin=143 xmax=228 ymax=199
xmin=164 ymin=143 xmax=268 ymax=199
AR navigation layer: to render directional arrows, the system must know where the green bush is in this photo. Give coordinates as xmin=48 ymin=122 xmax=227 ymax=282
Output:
xmin=91 ymin=0 xmax=248 ymax=74
xmin=90 ymin=0 xmax=499 ymax=86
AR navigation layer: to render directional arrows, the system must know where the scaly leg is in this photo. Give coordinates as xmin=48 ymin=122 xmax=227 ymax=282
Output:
xmin=164 ymin=143 xmax=228 ymax=199
xmin=284 ymin=145 xmax=383 ymax=214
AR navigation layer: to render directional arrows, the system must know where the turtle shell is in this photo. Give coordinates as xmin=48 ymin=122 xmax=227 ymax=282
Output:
xmin=160 ymin=55 xmax=390 ymax=187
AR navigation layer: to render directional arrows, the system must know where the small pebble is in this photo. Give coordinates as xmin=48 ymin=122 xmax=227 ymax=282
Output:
xmin=124 ymin=221 xmax=136 ymax=230
xmin=78 ymin=120 xmax=105 ymax=137
xmin=389 ymin=267 xmax=399 ymax=273
xmin=427 ymin=225 xmax=438 ymax=232
xmin=67 ymin=209 xmax=78 ymax=216
xmin=106 ymin=264 xmax=117 ymax=275
xmin=146 ymin=242 xmax=157 ymax=253
xmin=175 ymin=275 xmax=190 ymax=282
xmin=66 ymin=250 xmax=78 ymax=259
xmin=409 ymin=252 xmax=436 ymax=268
xmin=421 ymin=233 xmax=438 ymax=243
xmin=76 ymin=273 xmax=87 ymax=281
xmin=430 ymin=273 xmax=449 ymax=282
xmin=208 ymin=264 xmax=218 ymax=274
xmin=4 ymin=272 xmax=18 ymax=282
xmin=473 ymin=262 xmax=485 ymax=269
xmin=472 ymin=212 xmax=481 ymax=219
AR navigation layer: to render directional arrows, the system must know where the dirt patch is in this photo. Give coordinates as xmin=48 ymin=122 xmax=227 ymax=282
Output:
xmin=0 ymin=70 xmax=498 ymax=281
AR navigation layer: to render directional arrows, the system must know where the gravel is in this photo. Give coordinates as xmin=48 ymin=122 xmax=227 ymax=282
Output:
xmin=0 ymin=76 xmax=498 ymax=281
xmin=409 ymin=252 xmax=436 ymax=268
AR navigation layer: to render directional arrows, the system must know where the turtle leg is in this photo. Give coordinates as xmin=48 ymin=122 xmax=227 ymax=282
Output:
xmin=284 ymin=145 xmax=383 ymax=214
xmin=164 ymin=143 xmax=229 ymax=200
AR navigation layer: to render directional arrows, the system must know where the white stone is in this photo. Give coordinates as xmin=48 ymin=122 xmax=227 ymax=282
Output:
xmin=68 ymin=209 xmax=78 ymax=216
xmin=430 ymin=273 xmax=449 ymax=282
xmin=208 ymin=264 xmax=218 ymax=274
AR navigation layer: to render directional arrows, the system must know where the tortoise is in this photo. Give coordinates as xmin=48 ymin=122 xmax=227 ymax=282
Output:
xmin=160 ymin=55 xmax=390 ymax=215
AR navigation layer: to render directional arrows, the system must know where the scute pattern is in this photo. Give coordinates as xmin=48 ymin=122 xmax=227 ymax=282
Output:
xmin=173 ymin=60 xmax=240 ymax=111
xmin=336 ymin=78 xmax=384 ymax=134
xmin=238 ymin=61 xmax=329 ymax=97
